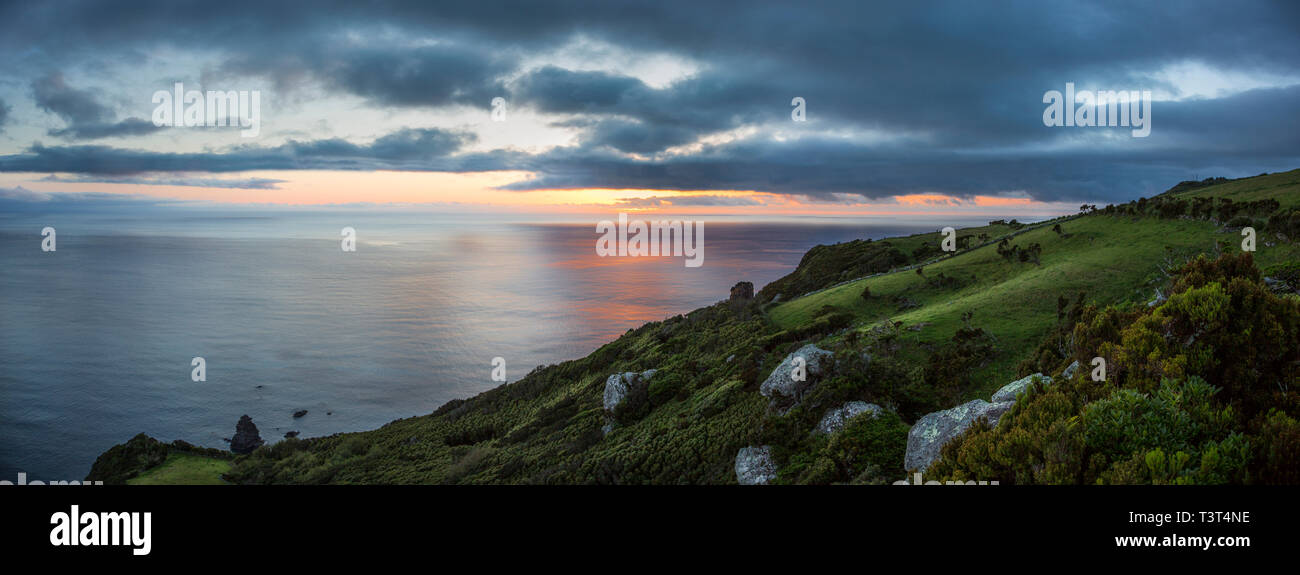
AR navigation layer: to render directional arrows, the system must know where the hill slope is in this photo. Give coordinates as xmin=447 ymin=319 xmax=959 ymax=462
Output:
xmin=90 ymin=169 xmax=1300 ymax=484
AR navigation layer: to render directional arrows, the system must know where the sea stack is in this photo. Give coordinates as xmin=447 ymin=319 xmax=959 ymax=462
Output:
xmin=230 ymin=414 xmax=265 ymax=454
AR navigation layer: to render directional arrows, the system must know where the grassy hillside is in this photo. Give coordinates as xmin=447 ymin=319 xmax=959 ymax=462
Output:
xmin=127 ymin=453 xmax=229 ymax=485
xmin=1166 ymin=169 xmax=1300 ymax=210
xmin=90 ymin=170 xmax=1300 ymax=484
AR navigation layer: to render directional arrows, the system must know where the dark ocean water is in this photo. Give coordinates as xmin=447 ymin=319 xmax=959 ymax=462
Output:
xmin=0 ymin=209 xmax=972 ymax=479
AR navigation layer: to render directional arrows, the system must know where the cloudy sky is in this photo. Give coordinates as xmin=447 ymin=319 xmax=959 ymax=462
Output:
xmin=0 ymin=0 xmax=1297 ymax=216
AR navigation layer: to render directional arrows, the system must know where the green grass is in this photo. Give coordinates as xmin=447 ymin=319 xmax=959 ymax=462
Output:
xmin=126 ymin=453 xmax=230 ymax=485
xmin=1168 ymin=168 xmax=1300 ymax=210
xmin=769 ymin=182 xmax=1300 ymax=399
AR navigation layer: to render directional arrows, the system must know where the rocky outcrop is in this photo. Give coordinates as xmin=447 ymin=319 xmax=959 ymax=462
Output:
xmin=904 ymin=400 xmax=1013 ymax=472
xmin=1062 ymin=360 xmax=1081 ymax=380
xmin=735 ymin=446 xmax=777 ymax=485
xmin=602 ymin=369 xmax=657 ymax=435
xmin=991 ymin=373 xmax=1051 ymax=403
xmin=603 ymin=369 xmax=657 ymax=412
xmin=230 ymin=414 xmax=265 ymax=454
xmin=760 ymin=344 xmax=834 ymax=412
xmin=904 ymin=369 xmax=1063 ymax=471
xmin=730 ymin=281 xmax=754 ymax=301
xmin=814 ymin=401 xmax=883 ymax=435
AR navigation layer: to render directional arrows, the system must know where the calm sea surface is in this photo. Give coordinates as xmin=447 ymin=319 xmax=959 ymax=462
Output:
xmin=0 ymin=208 xmax=979 ymax=479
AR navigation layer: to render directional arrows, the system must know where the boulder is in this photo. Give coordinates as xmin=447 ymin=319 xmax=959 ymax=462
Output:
xmin=730 ymin=281 xmax=754 ymax=301
xmin=991 ymin=373 xmax=1051 ymax=403
xmin=904 ymin=400 xmax=1014 ymax=472
xmin=760 ymin=344 xmax=834 ymax=411
xmin=735 ymin=446 xmax=777 ymax=485
xmin=292 ymin=410 xmax=308 ymax=418
xmin=230 ymin=414 xmax=265 ymax=454
xmin=1062 ymin=360 xmax=1081 ymax=380
xmin=602 ymin=369 xmax=657 ymax=412
xmin=814 ymin=401 xmax=883 ymax=435
xmin=283 ymin=431 xmax=299 ymax=439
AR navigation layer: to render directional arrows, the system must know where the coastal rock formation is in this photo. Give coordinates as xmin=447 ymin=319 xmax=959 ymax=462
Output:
xmin=730 ymin=281 xmax=754 ymax=301
xmin=905 ymin=400 xmax=1013 ymax=472
xmin=735 ymin=446 xmax=777 ymax=485
xmin=603 ymin=369 xmax=658 ymax=412
xmin=814 ymin=401 xmax=883 ymax=435
xmin=230 ymin=415 xmax=265 ymax=454
xmin=760 ymin=344 xmax=834 ymax=412
xmin=991 ymin=373 xmax=1051 ymax=403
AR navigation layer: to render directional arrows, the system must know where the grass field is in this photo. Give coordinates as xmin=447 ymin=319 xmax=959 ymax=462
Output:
xmin=770 ymin=171 xmax=1300 ymax=398
xmin=126 ymin=452 xmax=230 ymax=485
xmin=1170 ymin=169 xmax=1300 ymax=209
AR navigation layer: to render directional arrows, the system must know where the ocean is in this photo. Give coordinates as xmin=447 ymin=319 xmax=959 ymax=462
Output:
xmin=0 ymin=207 xmax=977 ymax=479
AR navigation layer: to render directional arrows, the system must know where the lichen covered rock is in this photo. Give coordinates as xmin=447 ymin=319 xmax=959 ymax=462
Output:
xmin=904 ymin=399 xmax=1014 ymax=472
xmin=814 ymin=401 xmax=883 ymax=435
xmin=735 ymin=445 xmax=776 ymax=485
xmin=603 ymin=369 xmax=657 ymax=412
xmin=991 ymin=373 xmax=1051 ymax=403
xmin=759 ymin=344 xmax=834 ymax=411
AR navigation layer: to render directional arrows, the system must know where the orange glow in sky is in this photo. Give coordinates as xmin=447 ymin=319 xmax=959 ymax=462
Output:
xmin=0 ymin=170 xmax=1078 ymax=218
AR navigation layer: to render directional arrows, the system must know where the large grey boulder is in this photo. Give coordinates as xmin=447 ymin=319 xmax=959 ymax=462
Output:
xmin=991 ymin=373 xmax=1051 ymax=403
xmin=904 ymin=400 xmax=1014 ymax=472
xmin=814 ymin=401 xmax=883 ymax=436
xmin=603 ymin=369 xmax=657 ymax=412
xmin=760 ymin=344 xmax=834 ymax=410
xmin=735 ymin=446 xmax=777 ymax=485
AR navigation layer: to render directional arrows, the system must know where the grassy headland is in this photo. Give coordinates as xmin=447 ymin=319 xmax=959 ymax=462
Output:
xmin=89 ymin=170 xmax=1300 ymax=484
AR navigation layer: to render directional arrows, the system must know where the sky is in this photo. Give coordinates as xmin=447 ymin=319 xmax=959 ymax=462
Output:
xmin=0 ymin=0 xmax=1298 ymax=218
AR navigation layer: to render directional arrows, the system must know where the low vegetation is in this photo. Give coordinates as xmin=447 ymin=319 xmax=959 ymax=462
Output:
xmin=90 ymin=169 xmax=1300 ymax=484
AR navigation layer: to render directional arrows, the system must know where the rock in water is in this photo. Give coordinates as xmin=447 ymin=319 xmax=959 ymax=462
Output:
xmin=991 ymin=373 xmax=1051 ymax=403
xmin=760 ymin=344 xmax=834 ymax=412
xmin=735 ymin=446 xmax=777 ymax=485
xmin=904 ymin=400 xmax=1014 ymax=472
xmin=602 ymin=369 xmax=658 ymax=412
xmin=230 ymin=414 xmax=265 ymax=454
xmin=292 ymin=410 xmax=308 ymax=418
xmin=814 ymin=401 xmax=883 ymax=435
xmin=730 ymin=281 xmax=754 ymax=301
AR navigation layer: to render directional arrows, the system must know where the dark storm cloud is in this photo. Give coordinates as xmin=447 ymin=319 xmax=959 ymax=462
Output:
xmin=0 ymin=128 xmax=496 ymax=175
xmin=0 ymin=98 xmax=10 ymax=131
xmin=39 ymin=174 xmax=289 ymax=190
xmin=215 ymin=42 xmax=510 ymax=108
xmin=31 ymin=73 xmax=164 ymax=139
xmin=1 ymin=0 xmax=1299 ymax=202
